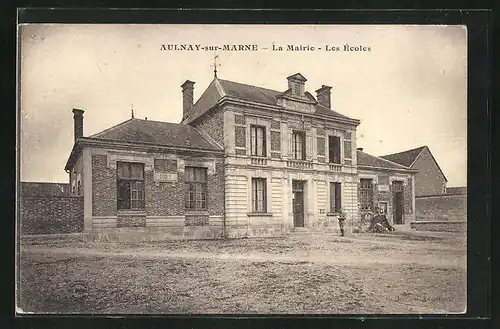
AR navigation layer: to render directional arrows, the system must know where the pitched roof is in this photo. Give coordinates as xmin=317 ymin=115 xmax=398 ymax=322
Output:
xmin=287 ymin=73 xmax=307 ymax=81
xmin=380 ymin=146 xmax=427 ymax=167
xmin=381 ymin=146 xmax=447 ymax=182
xmin=218 ymin=78 xmax=279 ymax=106
xmin=184 ymin=79 xmax=224 ymax=125
xmin=184 ymin=78 xmax=358 ymax=124
xmin=89 ymin=118 xmax=221 ymax=151
xmin=357 ymin=150 xmax=414 ymax=171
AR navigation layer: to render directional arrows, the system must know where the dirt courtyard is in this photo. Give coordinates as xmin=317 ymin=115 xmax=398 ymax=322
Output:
xmin=17 ymin=230 xmax=467 ymax=314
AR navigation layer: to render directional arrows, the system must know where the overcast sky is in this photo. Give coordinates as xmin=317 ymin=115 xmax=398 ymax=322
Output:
xmin=19 ymin=24 xmax=467 ymax=186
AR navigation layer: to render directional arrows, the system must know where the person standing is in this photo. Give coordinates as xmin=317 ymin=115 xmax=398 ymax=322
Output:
xmin=338 ymin=210 xmax=346 ymax=237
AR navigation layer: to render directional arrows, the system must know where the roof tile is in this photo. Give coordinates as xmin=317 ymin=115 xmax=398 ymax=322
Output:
xmin=89 ymin=118 xmax=221 ymax=150
xmin=357 ymin=150 xmax=413 ymax=170
xmin=185 ymin=78 xmax=358 ymax=123
xmin=380 ymin=146 xmax=426 ymax=167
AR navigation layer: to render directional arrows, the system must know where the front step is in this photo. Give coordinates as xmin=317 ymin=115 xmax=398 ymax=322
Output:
xmin=292 ymin=227 xmax=341 ymax=235
xmin=293 ymin=227 xmax=314 ymax=233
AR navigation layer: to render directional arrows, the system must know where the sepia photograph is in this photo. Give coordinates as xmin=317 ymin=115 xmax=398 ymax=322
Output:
xmin=17 ymin=24 xmax=467 ymax=314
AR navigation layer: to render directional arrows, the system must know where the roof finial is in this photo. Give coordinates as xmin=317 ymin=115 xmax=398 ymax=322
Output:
xmin=131 ymin=104 xmax=134 ymax=118
xmin=210 ymin=54 xmax=221 ymax=78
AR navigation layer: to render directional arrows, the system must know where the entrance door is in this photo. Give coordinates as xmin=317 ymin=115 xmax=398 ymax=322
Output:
xmin=392 ymin=181 xmax=404 ymax=224
xmin=292 ymin=180 xmax=305 ymax=227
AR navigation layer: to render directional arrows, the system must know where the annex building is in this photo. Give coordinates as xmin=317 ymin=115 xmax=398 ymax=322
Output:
xmin=64 ymin=73 xmax=417 ymax=239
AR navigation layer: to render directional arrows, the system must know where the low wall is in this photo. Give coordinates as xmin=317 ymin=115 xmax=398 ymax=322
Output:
xmin=20 ymin=196 xmax=84 ymax=234
xmin=410 ymin=220 xmax=467 ymax=232
xmin=20 ymin=181 xmax=71 ymax=197
xmin=415 ymin=194 xmax=467 ymax=221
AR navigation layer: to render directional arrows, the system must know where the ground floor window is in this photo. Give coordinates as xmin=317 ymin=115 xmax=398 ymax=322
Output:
xmin=360 ymin=178 xmax=374 ymax=211
xmin=330 ymin=182 xmax=342 ymax=213
xmin=117 ymin=162 xmax=145 ymax=210
xmin=185 ymin=167 xmax=207 ymax=210
xmin=378 ymin=201 xmax=388 ymax=214
xmin=252 ymin=178 xmax=267 ymax=213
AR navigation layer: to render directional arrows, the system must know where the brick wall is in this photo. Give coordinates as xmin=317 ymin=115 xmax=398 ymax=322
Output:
xmin=415 ymin=194 xmax=467 ymax=221
xmin=413 ymin=148 xmax=447 ymax=197
xmin=317 ymin=137 xmax=325 ymax=156
xmin=20 ymin=195 xmax=83 ymax=234
xmin=185 ymin=214 xmax=209 ymax=226
xmin=235 ymin=126 xmax=246 ymax=147
xmin=358 ymin=174 xmax=414 ymax=226
xmin=145 ymin=170 xmax=185 ymax=216
xmin=21 ymin=182 xmax=70 ymax=197
xmin=92 ymin=154 xmax=117 ymax=216
xmin=410 ymin=220 xmax=466 ymax=232
xmin=210 ymin=159 xmax=225 ymax=216
xmin=192 ymin=110 xmax=224 ymax=147
xmin=343 ymin=140 xmax=352 ymax=160
xmin=270 ymin=131 xmax=281 ymax=151
xmin=117 ymin=214 xmax=146 ymax=227
xmin=91 ymin=153 xmax=225 ymax=224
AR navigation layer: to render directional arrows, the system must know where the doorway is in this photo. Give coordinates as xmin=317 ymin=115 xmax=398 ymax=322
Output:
xmin=292 ymin=180 xmax=305 ymax=227
xmin=392 ymin=181 xmax=404 ymax=224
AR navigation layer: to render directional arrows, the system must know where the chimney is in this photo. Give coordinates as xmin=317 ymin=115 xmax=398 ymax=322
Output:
xmin=287 ymin=73 xmax=307 ymax=97
xmin=72 ymin=108 xmax=84 ymax=143
xmin=181 ymin=80 xmax=195 ymax=120
xmin=357 ymin=147 xmax=364 ymax=152
xmin=316 ymin=85 xmax=332 ymax=109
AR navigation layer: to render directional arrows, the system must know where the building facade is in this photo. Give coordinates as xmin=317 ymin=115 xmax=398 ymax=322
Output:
xmin=64 ymin=73 xmax=417 ymax=239
xmin=381 ymin=146 xmax=447 ymax=197
xmin=357 ymin=150 xmax=416 ymax=226
xmin=65 ymin=111 xmax=225 ymax=239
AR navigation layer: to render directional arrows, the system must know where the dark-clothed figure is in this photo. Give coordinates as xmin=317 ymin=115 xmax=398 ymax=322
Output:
xmin=338 ymin=211 xmax=346 ymax=236
xmin=367 ymin=208 xmax=395 ymax=232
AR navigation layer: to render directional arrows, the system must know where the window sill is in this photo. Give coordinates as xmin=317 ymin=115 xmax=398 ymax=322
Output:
xmin=118 ymin=210 xmax=146 ymax=216
xmin=247 ymin=212 xmax=273 ymax=217
xmin=185 ymin=210 xmax=209 ymax=216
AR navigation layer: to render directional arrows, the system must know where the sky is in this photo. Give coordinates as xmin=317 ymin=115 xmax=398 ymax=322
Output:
xmin=19 ymin=24 xmax=467 ymax=186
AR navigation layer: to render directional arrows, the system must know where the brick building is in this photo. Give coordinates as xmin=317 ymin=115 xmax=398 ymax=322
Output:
xmin=381 ymin=146 xmax=448 ymax=197
xmin=64 ymin=72 xmax=417 ymax=239
xmin=357 ymin=150 xmax=416 ymax=225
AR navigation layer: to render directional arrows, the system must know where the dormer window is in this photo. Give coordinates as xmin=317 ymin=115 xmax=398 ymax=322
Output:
xmin=292 ymin=83 xmax=304 ymax=96
xmin=287 ymin=73 xmax=307 ymax=98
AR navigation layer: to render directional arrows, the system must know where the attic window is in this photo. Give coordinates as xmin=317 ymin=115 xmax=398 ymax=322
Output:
xmin=291 ymin=83 xmax=304 ymax=97
xmin=293 ymin=84 xmax=300 ymax=95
